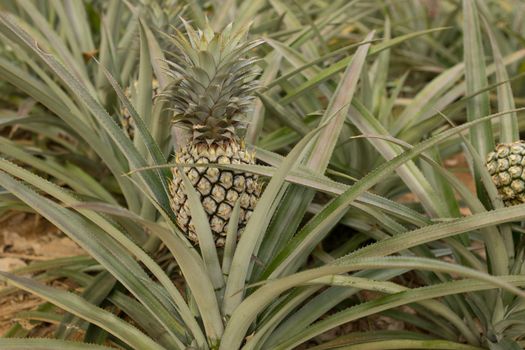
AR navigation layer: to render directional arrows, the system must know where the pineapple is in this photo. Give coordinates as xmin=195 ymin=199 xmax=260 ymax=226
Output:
xmin=486 ymin=141 xmax=525 ymax=206
xmin=120 ymin=79 xmax=160 ymax=139
xmin=167 ymin=23 xmax=262 ymax=247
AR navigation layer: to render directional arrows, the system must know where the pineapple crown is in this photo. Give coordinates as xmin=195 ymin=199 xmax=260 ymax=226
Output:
xmin=166 ymin=20 xmax=262 ymax=145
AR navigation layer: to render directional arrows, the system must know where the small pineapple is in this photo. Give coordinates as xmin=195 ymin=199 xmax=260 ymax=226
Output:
xmin=167 ymin=22 xmax=262 ymax=246
xmin=486 ymin=141 xmax=525 ymax=206
xmin=120 ymin=79 xmax=160 ymax=139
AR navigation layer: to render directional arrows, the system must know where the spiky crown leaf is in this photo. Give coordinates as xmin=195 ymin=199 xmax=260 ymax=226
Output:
xmin=166 ymin=21 xmax=261 ymax=144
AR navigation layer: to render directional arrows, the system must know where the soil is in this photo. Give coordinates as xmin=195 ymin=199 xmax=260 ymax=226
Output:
xmin=0 ymin=212 xmax=84 ymax=335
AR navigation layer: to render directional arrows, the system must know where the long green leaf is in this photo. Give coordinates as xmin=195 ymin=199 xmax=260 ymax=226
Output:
xmin=178 ymin=166 xmax=224 ymax=290
xmin=0 ymin=338 xmax=117 ymax=350
xmin=272 ymin=276 xmax=525 ymax=349
xmin=463 ymin=0 xmax=494 ymax=196
xmin=0 ymin=158 xmax=205 ymax=347
xmin=0 ymin=12 xmax=171 ymax=214
xmin=0 ymin=272 xmax=165 ymax=350
xmin=481 ymin=13 xmax=518 ymax=143
xmin=261 ymin=108 xmax=524 ymax=279
xmin=280 ymin=28 xmax=449 ymax=104
xmin=0 ymin=169 xmax=186 ymax=348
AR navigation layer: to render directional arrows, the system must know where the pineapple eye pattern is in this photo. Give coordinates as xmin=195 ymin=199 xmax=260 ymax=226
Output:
xmin=170 ymin=143 xmax=261 ymax=247
xmin=486 ymin=141 xmax=525 ymax=206
xmin=120 ymin=80 xmax=160 ymax=139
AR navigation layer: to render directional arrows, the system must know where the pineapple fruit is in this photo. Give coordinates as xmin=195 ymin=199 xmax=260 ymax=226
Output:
xmin=120 ymin=79 xmax=160 ymax=139
xmin=486 ymin=141 xmax=525 ymax=206
xmin=167 ymin=23 xmax=262 ymax=246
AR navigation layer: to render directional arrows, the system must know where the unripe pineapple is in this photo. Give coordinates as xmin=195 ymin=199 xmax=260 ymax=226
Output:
xmin=486 ymin=141 xmax=525 ymax=206
xmin=167 ymin=22 xmax=262 ymax=246
xmin=120 ymin=79 xmax=160 ymax=139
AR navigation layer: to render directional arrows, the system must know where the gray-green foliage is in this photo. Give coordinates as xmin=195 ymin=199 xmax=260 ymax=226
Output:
xmin=1 ymin=0 xmax=525 ymax=349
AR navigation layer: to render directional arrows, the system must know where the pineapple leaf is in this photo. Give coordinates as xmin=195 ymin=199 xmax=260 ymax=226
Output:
xmin=261 ymin=108 xmax=524 ymax=279
xmin=0 ymin=272 xmax=166 ymax=350
xmin=178 ymin=165 xmax=225 ymax=290
xmin=222 ymin=200 xmax=241 ymax=279
xmin=280 ymin=27 xmax=450 ymax=104
xmin=462 ymin=0 xmax=493 ymax=199
xmin=222 ymin=111 xmax=336 ymax=316
xmin=0 ymin=162 xmax=188 ymax=346
xmin=0 ymin=12 xmax=171 ymax=214
xmin=272 ymin=276 xmax=525 ymax=350
xmin=0 ymin=338 xmax=117 ymax=350
xmin=481 ymin=13 xmax=519 ymax=143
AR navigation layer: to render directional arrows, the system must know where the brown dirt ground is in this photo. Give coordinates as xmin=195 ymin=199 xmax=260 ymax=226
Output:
xmin=0 ymin=212 xmax=84 ymax=335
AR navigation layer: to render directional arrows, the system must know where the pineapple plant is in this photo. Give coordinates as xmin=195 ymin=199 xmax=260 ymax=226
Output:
xmin=486 ymin=141 xmax=525 ymax=206
xmin=4 ymin=1 xmax=525 ymax=350
xmin=167 ymin=23 xmax=262 ymax=246
xmin=120 ymin=79 xmax=160 ymax=139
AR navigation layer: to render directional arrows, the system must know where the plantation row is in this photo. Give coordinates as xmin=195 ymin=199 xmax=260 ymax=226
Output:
xmin=1 ymin=1 xmax=525 ymax=349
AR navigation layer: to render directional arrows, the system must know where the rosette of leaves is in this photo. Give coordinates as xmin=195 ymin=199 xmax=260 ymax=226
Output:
xmin=1 ymin=1 xmax=525 ymax=350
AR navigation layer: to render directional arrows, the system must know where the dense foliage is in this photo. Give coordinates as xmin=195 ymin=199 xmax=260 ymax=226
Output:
xmin=1 ymin=1 xmax=525 ymax=349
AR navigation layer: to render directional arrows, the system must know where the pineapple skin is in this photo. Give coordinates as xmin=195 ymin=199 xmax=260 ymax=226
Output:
xmin=486 ymin=141 xmax=525 ymax=206
xmin=120 ymin=79 xmax=160 ymax=139
xmin=169 ymin=141 xmax=260 ymax=246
